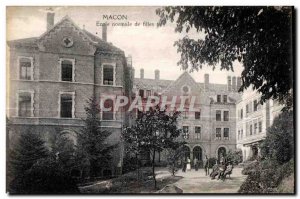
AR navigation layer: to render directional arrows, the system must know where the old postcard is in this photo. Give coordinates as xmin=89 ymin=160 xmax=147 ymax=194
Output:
xmin=6 ymin=6 xmax=295 ymax=194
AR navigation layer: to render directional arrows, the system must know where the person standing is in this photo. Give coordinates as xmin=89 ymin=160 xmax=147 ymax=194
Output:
xmin=194 ymin=158 xmax=199 ymax=171
xmin=182 ymin=158 xmax=187 ymax=172
xmin=204 ymin=155 xmax=209 ymax=176
xmin=186 ymin=157 xmax=191 ymax=171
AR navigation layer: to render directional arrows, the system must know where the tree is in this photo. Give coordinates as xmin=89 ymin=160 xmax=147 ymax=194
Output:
xmin=78 ymin=97 xmax=116 ymax=178
xmin=260 ymin=110 xmax=294 ymax=165
xmin=156 ymin=6 xmax=294 ymax=108
xmin=166 ymin=145 xmax=185 ymax=176
xmin=9 ymin=129 xmax=49 ymax=178
xmin=122 ymin=106 xmax=184 ymax=189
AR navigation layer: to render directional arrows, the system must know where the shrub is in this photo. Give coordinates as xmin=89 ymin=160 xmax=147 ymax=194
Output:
xmin=241 ymin=160 xmax=260 ymax=175
xmin=9 ymin=157 xmax=79 ymax=194
xmin=208 ymin=157 xmax=217 ymax=168
xmin=260 ymin=110 xmax=294 ymax=165
xmin=226 ymin=149 xmax=243 ymax=165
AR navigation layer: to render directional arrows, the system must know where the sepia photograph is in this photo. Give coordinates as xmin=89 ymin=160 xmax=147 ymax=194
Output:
xmin=5 ymin=5 xmax=295 ymax=194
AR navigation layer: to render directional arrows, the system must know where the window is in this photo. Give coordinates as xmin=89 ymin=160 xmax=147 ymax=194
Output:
xmin=238 ymin=130 xmax=240 ymax=140
xmin=240 ymin=109 xmax=243 ymax=119
xmin=183 ymin=111 xmax=188 ymax=119
xmin=60 ymin=94 xmax=73 ymax=118
xmin=223 ymin=95 xmax=227 ymax=103
xmin=139 ymin=90 xmax=145 ymax=98
xmin=217 ymin=95 xmax=221 ymax=103
xmin=246 ymin=104 xmax=249 ymax=114
xmin=224 ymin=128 xmax=229 ymax=140
xmin=61 ymin=60 xmax=73 ymax=81
xmin=250 ymin=124 xmax=253 ymax=135
xmin=216 ymin=110 xmax=221 ymax=121
xmin=146 ymin=90 xmax=151 ymax=98
xmin=224 ymin=111 xmax=229 ymax=121
xmin=241 ymin=129 xmax=243 ymax=139
xmin=216 ymin=128 xmax=221 ymax=140
xmin=259 ymin=121 xmax=262 ymax=133
xmin=195 ymin=127 xmax=201 ymax=139
xmin=195 ymin=111 xmax=201 ymax=120
xmin=102 ymin=99 xmax=114 ymax=120
xmin=103 ymin=65 xmax=114 ymax=85
xmin=18 ymin=92 xmax=32 ymax=117
xmin=183 ymin=126 xmax=189 ymax=139
xmin=19 ymin=57 xmax=32 ymax=80
xmin=254 ymin=123 xmax=257 ymax=134
xmin=254 ymin=100 xmax=258 ymax=112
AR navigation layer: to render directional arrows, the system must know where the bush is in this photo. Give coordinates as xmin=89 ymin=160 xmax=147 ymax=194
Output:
xmin=241 ymin=160 xmax=260 ymax=175
xmin=226 ymin=149 xmax=243 ymax=165
xmin=260 ymin=110 xmax=294 ymax=164
xmin=9 ymin=157 xmax=79 ymax=194
xmin=208 ymin=157 xmax=217 ymax=168
xmin=239 ymin=159 xmax=295 ymax=193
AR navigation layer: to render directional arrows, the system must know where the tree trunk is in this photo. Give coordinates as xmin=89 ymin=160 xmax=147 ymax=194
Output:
xmin=152 ymin=150 xmax=157 ymax=189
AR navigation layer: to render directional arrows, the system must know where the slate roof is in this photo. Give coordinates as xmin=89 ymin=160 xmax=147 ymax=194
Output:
xmin=134 ymin=78 xmax=173 ymax=90
xmin=134 ymin=78 xmax=229 ymax=93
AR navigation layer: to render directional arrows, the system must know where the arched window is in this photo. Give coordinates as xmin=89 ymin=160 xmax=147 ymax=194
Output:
xmin=193 ymin=146 xmax=202 ymax=161
xmin=217 ymin=147 xmax=226 ymax=161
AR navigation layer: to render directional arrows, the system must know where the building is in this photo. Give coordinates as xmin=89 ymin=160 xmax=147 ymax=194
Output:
xmin=133 ymin=69 xmax=242 ymax=164
xmin=7 ymin=13 xmax=134 ymax=176
xmin=236 ymin=89 xmax=283 ymax=161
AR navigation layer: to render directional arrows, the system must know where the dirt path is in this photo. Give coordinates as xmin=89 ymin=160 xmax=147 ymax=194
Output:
xmin=167 ymin=167 xmax=247 ymax=193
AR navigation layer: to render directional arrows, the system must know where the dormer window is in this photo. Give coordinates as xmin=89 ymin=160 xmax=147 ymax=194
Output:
xmin=19 ymin=57 xmax=33 ymax=80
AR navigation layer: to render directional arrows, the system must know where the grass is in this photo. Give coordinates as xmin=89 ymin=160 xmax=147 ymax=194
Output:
xmin=79 ymin=167 xmax=182 ymax=193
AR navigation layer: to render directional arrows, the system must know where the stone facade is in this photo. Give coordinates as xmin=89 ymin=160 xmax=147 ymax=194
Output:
xmin=236 ymin=88 xmax=283 ymax=161
xmin=7 ymin=15 xmax=133 ymax=176
xmin=133 ymin=69 xmax=242 ymax=164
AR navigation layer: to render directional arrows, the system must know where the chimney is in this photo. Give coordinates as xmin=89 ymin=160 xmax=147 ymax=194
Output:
xmin=155 ymin=69 xmax=160 ymax=80
xmin=237 ymin=77 xmax=242 ymax=91
xmin=140 ymin=69 xmax=144 ymax=79
xmin=102 ymin=24 xmax=107 ymax=42
xmin=47 ymin=12 xmax=55 ymax=31
xmin=227 ymin=76 xmax=232 ymax=91
xmin=232 ymin=76 xmax=237 ymax=91
xmin=204 ymin=74 xmax=209 ymax=91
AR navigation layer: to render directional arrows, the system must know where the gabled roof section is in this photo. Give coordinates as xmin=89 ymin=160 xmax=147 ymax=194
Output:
xmin=8 ymin=15 xmax=124 ymax=54
xmin=162 ymin=71 xmax=201 ymax=94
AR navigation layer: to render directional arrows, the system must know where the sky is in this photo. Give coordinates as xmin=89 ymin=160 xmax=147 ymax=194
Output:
xmin=6 ymin=6 xmax=243 ymax=84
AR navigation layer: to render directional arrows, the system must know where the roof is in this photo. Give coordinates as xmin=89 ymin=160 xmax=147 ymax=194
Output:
xmin=7 ymin=16 xmax=124 ymax=54
xmin=134 ymin=78 xmax=173 ymax=90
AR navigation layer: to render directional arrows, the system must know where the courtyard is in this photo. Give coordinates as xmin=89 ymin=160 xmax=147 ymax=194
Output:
xmin=80 ymin=167 xmax=247 ymax=194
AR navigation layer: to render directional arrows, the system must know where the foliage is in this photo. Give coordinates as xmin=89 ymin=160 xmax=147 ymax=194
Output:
xmin=239 ymin=159 xmax=294 ymax=193
xmin=239 ymin=110 xmax=295 ymax=193
xmin=241 ymin=160 xmax=259 ymax=175
xmin=226 ymin=149 xmax=243 ymax=165
xmin=156 ymin=6 xmax=294 ymax=108
xmin=9 ymin=157 xmax=79 ymax=194
xmin=9 ymin=130 xmax=49 ymax=178
xmin=260 ymin=110 xmax=294 ymax=164
xmin=122 ymin=105 xmax=184 ymax=189
xmin=208 ymin=157 xmax=217 ymax=168
xmin=78 ymin=97 xmax=116 ymax=177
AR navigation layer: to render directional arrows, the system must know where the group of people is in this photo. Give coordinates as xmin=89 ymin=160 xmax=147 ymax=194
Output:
xmin=209 ymin=155 xmax=233 ymax=181
xmin=181 ymin=154 xmax=233 ymax=181
xmin=181 ymin=155 xmax=210 ymax=174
